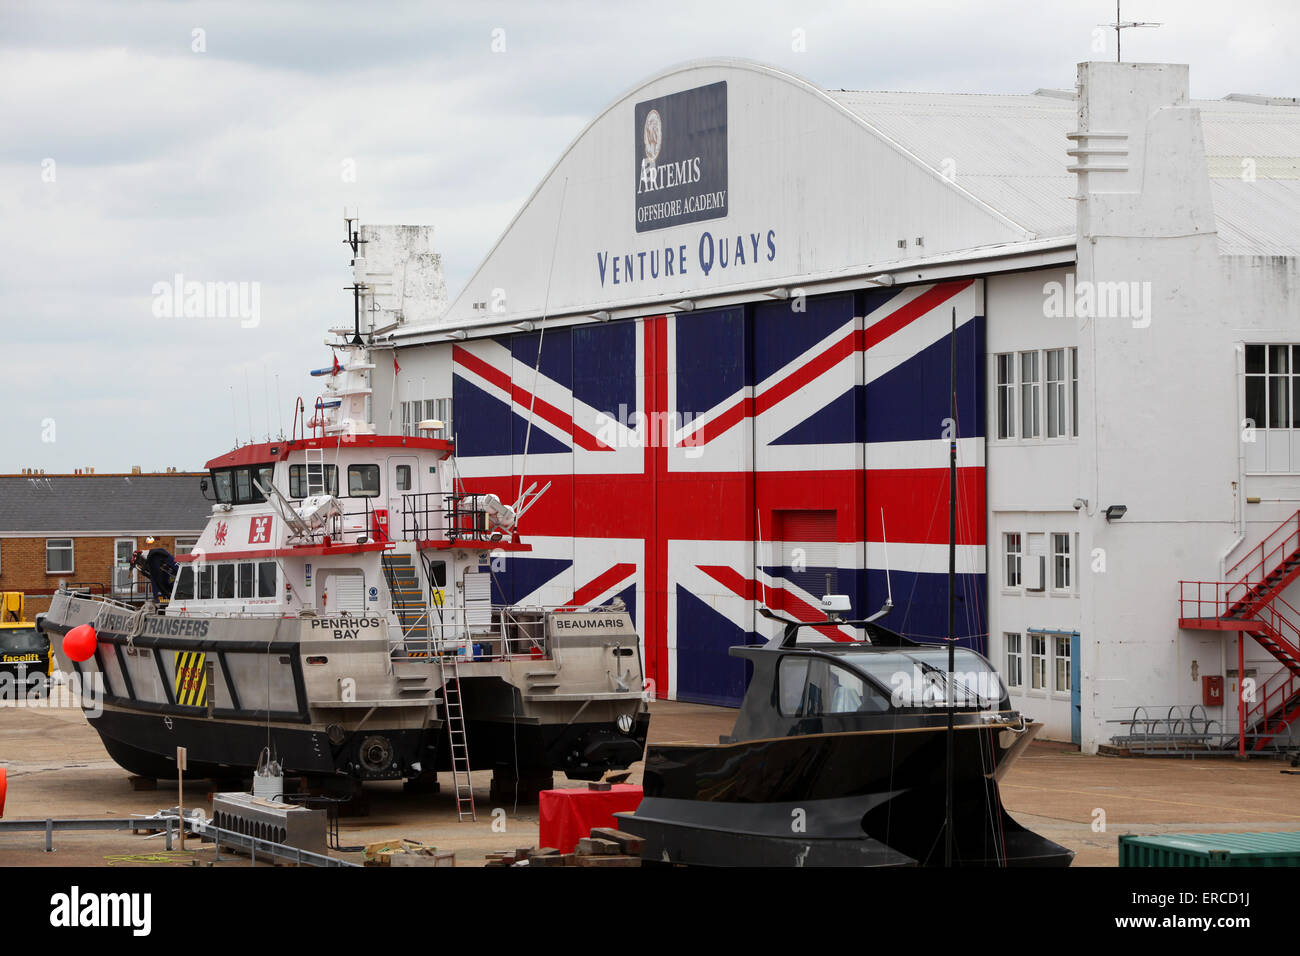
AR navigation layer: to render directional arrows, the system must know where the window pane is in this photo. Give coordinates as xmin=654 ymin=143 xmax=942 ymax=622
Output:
xmin=1270 ymin=345 xmax=1290 ymax=374
xmin=214 ymin=470 xmax=233 ymax=503
xmin=348 ymin=464 xmax=381 ymax=497
xmin=1071 ymin=348 xmax=1079 ymax=437
xmin=173 ymin=567 xmax=194 ymax=601
xmin=237 ymin=562 xmax=254 ymax=598
xmin=1246 ymin=376 xmax=1266 ymax=430
xmin=396 ymin=465 xmax=411 ymax=491
xmin=217 ymin=564 xmax=235 ymax=599
xmin=235 ymin=469 xmax=252 ymax=503
xmin=198 ymin=566 xmax=214 ymax=600
xmin=258 ymin=562 xmax=277 ymax=597
xmin=1245 ymin=344 xmax=1265 ymax=374
xmin=779 ymin=658 xmax=810 ymax=715
xmin=1270 ymin=375 xmax=1290 ymax=428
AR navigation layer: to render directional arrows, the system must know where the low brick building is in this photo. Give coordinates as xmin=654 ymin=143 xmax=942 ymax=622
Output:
xmin=0 ymin=472 xmax=211 ymax=616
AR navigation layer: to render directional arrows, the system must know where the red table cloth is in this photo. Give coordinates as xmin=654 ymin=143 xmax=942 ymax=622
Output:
xmin=538 ymin=784 xmax=644 ymax=853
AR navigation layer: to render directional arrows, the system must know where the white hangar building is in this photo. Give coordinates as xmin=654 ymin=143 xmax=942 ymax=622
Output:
xmin=361 ymin=57 xmax=1300 ymax=754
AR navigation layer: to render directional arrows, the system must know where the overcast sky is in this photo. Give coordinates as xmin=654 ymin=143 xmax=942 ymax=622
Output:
xmin=3 ymin=0 xmax=1296 ymax=473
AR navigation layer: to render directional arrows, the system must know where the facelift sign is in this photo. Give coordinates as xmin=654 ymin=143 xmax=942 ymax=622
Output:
xmin=634 ymin=81 xmax=727 ymax=233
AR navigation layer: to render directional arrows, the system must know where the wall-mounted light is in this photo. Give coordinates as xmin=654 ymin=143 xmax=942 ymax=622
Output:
xmin=671 ymin=299 xmax=695 ymax=312
xmin=868 ymin=274 xmax=895 ymax=286
xmin=514 ymin=320 xmax=535 ymax=332
xmin=447 ymin=329 xmax=468 ymax=341
xmin=764 ymin=288 xmax=791 ymax=300
xmin=590 ymin=310 xmax=612 ymax=322
xmin=1104 ymin=504 xmax=1128 ymax=522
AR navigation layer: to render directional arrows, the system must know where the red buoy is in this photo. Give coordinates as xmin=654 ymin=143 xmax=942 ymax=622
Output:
xmin=62 ymin=624 xmax=98 ymax=662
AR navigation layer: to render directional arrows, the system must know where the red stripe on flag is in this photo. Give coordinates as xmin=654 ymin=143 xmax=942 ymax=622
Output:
xmin=698 ymin=565 xmax=851 ymax=642
xmin=453 ymin=346 xmax=613 ymax=451
xmin=562 ymin=563 xmax=637 ymax=608
xmin=680 ymin=279 xmax=974 ymax=447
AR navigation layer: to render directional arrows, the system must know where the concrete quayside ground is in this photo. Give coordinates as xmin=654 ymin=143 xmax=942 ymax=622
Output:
xmin=1 ymin=700 xmax=1297 ymax=867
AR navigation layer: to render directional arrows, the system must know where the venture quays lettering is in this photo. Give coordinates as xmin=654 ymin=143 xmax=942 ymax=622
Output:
xmin=596 ymin=228 xmax=777 ymax=287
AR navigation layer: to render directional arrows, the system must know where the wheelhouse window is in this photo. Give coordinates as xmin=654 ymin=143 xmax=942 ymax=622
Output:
xmin=173 ymin=566 xmax=194 ymax=601
xmin=210 ymin=465 xmax=274 ymax=504
xmin=1004 ymin=532 xmax=1022 ymax=589
xmin=778 ymin=656 xmax=890 ymax=717
xmin=197 ymin=565 xmax=214 ymax=600
xmin=1005 ymin=633 xmax=1023 ymax=689
xmin=288 ymin=464 xmax=338 ymax=498
xmin=46 ymin=539 xmax=74 ymax=574
xmin=237 ymin=562 xmax=255 ymax=599
xmin=347 ymin=464 xmax=381 ymax=497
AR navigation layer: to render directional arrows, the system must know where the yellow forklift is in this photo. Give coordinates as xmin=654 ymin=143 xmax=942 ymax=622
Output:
xmin=0 ymin=593 xmax=50 ymax=692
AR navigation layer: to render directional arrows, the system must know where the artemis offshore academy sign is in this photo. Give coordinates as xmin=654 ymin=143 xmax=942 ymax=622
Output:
xmin=634 ymin=81 xmax=728 ymax=232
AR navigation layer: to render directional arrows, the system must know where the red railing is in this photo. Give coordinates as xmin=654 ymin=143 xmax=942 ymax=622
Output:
xmin=1178 ymin=581 xmax=1300 ymax=659
xmin=1245 ymin=665 xmax=1300 ymax=740
xmin=1225 ymin=509 xmax=1300 ymax=591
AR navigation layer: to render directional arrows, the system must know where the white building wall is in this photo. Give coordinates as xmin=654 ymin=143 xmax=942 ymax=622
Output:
xmin=986 ymin=266 xmax=1083 ymax=740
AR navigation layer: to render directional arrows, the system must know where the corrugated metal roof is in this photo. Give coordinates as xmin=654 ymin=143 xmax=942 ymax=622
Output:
xmin=0 ymin=475 xmax=211 ymax=534
xmin=826 ymin=89 xmax=1300 ymax=256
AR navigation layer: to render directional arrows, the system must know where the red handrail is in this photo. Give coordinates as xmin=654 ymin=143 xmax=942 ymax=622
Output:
xmin=1226 ymin=509 xmax=1300 ymax=587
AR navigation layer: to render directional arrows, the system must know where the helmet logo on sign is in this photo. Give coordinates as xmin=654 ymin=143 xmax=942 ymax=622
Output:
xmin=643 ymin=109 xmax=662 ymax=164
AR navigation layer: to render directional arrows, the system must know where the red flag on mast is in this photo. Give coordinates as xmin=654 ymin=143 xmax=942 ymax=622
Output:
xmin=394 ymin=355 xmax=401 ymax=374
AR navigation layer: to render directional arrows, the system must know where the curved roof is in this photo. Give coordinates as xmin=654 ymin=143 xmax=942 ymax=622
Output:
xmin=410 ymin=58 xmax=1300 ymax=334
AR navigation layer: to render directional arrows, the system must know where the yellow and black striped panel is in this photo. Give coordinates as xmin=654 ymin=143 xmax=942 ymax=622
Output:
xmin=430 ymin=588 xmax=445 ymax=608
xmin=173 ymin=651 xmax=208 ymax=707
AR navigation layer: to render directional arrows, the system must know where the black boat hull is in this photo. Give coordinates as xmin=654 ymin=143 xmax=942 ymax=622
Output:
xmin=617 ymin=722 xmax=1074 ymax=867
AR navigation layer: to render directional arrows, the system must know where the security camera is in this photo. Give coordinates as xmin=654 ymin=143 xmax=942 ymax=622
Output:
xmin=1072 ymin=498 xmax=1088 ymax=511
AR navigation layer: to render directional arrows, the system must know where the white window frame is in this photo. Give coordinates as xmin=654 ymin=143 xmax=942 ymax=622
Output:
xmin=995 ymin=353 xmax=1017 ymax=440
xmin=1004 ymin=632 xmax=1023 ymax=689
xmin=1019 ymin=351 xmax=1040 ymax=439
xmin=1070 ymin=347 xmax=1079 ymax=438
xmin=1004 ymin=532 xmax=1022 ymax=590
xmin=46 ymin=538 xmax=74 ymax=575
xmin=1051 ymin=532 xmax=1072 ymax=593
xmin=1046 ymin=348 xmax=1068 ymax=439
xmin=1053 ymin=634 xmax=1073 ymax=697
xmin=1029 ymin=633 xmax=1048 ymax=693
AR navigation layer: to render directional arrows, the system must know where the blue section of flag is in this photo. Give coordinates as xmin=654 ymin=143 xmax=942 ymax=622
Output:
xmin=753 ymin=292 xmax=854 ymax=385
xmin=674 ymin=306 xmax=748 ymax=419
xmin=451 ymin=376 xmax=571 ymax=457
xmin=488 ymin=556 xmax=573 ymax=605
xmin=572 ymin=321 xmax=637 ymax=420
xmin=864 ymin=315 xmax=986 ymax=444
xmin=855 ymin=568 xmax=987 ymax=654
xmin=674 ymin=585 xmax=760 ymax=707
xmin=770 ymin=386 xmax=864 ymax=445
xmin=507 ymin=329 xmax=572 ymax=389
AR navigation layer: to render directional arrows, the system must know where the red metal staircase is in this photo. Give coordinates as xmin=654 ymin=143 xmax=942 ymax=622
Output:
xmin=1179 ymin=510 xmax=1300 ymax=753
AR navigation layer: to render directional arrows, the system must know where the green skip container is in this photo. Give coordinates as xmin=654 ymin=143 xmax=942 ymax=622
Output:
xmin=1119 ymin=831 xmax=1300 ymax=867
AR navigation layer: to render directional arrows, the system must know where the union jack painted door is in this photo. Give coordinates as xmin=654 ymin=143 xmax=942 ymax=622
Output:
xmin=449 ymin=279 xmax=986 ymax=705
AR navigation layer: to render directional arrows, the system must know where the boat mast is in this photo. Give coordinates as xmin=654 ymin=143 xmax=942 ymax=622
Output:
xmin=944 ymin=306 xmax=956 ymax=867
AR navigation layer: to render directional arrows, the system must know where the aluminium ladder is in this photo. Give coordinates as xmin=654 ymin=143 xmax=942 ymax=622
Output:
xmin=440 ymin=651 xmax=476 ymax=821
